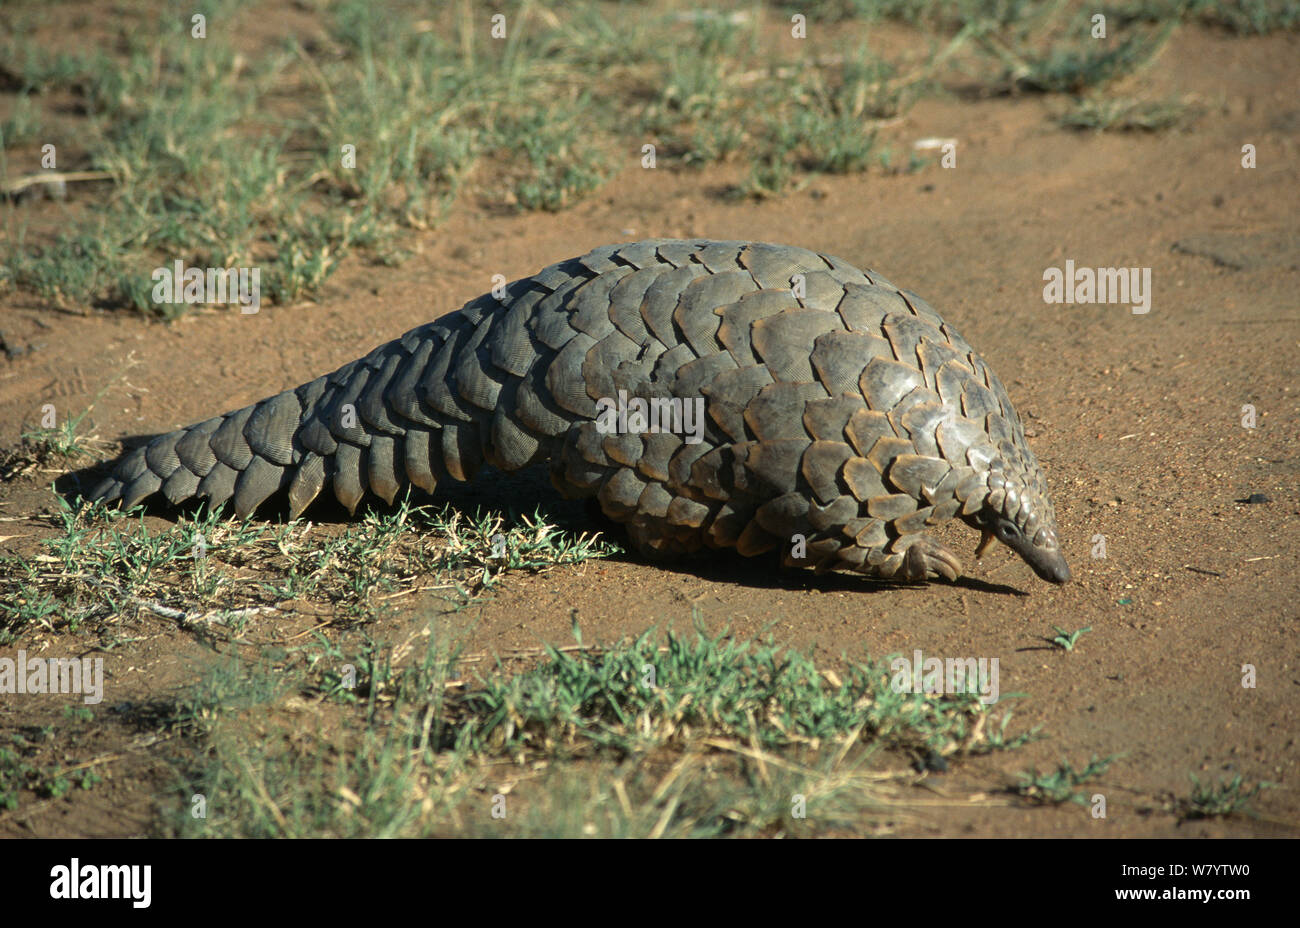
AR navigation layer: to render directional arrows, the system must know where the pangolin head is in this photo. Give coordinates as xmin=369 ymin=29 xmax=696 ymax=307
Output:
xmin=964 ymin=469 xmax=1070 ymax=584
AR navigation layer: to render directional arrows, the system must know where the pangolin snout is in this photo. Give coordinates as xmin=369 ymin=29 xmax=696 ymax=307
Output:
xmin=1030 ymin=549 xmax=1071 ymax=585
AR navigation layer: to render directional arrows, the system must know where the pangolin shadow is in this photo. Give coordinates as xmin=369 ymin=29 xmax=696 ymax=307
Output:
xmin=644 ymin=553 xmax=1028 ymax=596
xmin=60 ymin=448 xmax=1027 ymax=597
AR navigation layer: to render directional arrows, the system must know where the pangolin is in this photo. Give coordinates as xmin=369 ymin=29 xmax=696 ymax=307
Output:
xmin=88 ymin=240 xmax=1070 ymax=585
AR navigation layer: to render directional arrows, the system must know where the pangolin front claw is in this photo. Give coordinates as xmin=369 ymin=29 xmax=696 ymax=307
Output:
xmin=900 ymin=536 xmax=963 ymax=582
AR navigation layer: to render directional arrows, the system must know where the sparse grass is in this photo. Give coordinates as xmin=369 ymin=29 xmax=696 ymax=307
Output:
xmin=1013 ymin=754 xmax=1116 ymax=805
xmin=1180 ymin=773 xmax=1273 ymax=819
xmin=1005 ymin=24 xmax=1178 ymax=94
xmin=954 ymin=2 xmax=1179 ymax=95
xmin=1057 ymin=94 xmax=1197 ymax=131
xmin=0 ymin=94 xmax=43 ymax=148
xmin=501 ymin=102 xmax=613 ymax=211
xmin=167 ymin=616 xmax=1035 ymax=837
xmin=732 ymin=62 xmax=900 ymax=197
xmin=0 ymin=709 xmax=104 ymax=810
xmin=1190 ymin=0 xmax=1300 ymax=33
xmin=1 ymin=403 xmax=109 ymax=481
xmin=0 ymin=0 xmax=1267 ymax=312
xmin=458 ymin=619 xmax=1031 ymax=759
xmin=0 ymin=492 xmax=617 ymax=643
xmin=20 ymin=407 xmax=103 ymax=461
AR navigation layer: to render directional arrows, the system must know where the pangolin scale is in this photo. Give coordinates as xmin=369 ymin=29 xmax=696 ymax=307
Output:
xmin=89 ymin=240 xmax=1070 ymax=585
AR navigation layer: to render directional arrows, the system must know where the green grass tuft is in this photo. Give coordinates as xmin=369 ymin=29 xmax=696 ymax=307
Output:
xmin=1180 ymin=773 xmax=1273 ymax=819
xmin=1057 ymin=94 xmax=1198 ymax=131
xmin=1013 ymin=754 xmax=1116 ymax=805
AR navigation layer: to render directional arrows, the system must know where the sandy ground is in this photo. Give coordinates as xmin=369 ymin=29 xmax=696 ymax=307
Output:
xmin=0 ymin=22 xmax=1296 ymax=837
